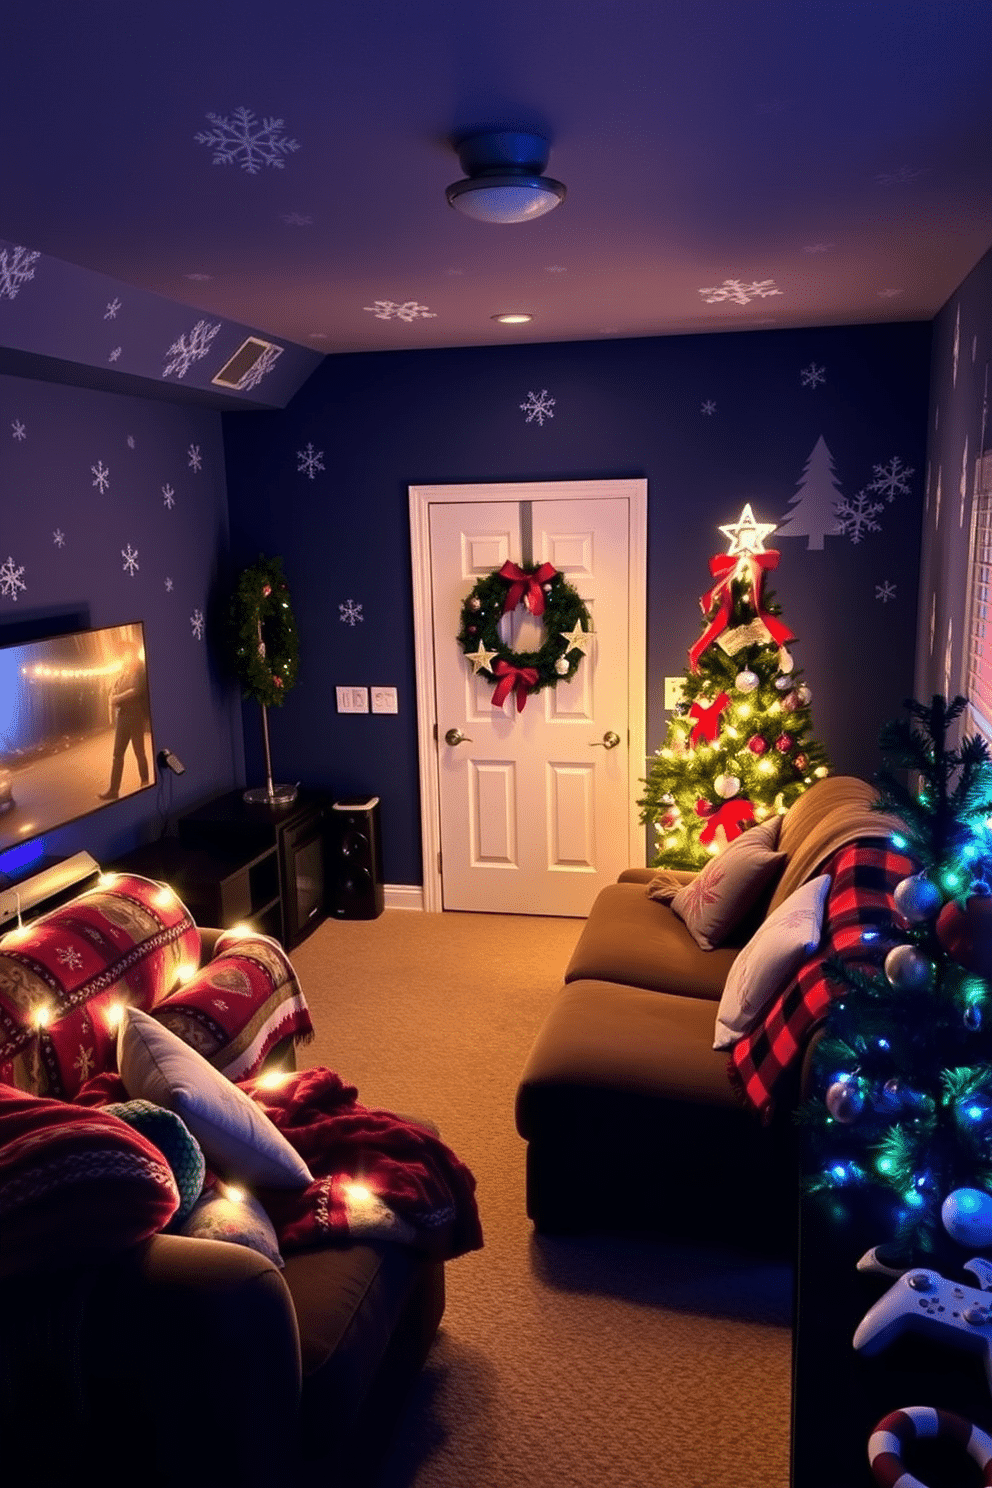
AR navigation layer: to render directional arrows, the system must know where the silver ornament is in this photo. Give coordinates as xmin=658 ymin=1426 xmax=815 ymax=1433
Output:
xmin=554 ymin=656 xmax=570 ymax=676
xmin=735 ymin=670 xmax=760 ymax=693
xmin=774 ymin=674 xmax=793 ymax=691
xmin=893 ymin=873 xmax=942 ymax=925
xmin=714 ymin=774 xmax=741 ymax=799
xmin=884 ymin=943 xmax=934 ymax=990
xmin=826 ymin=1077 xmax=864 ymax=1123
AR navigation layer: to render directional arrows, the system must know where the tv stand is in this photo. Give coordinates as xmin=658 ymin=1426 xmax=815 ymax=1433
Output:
xmin=111 ymin=789 xmax=330 ymax=949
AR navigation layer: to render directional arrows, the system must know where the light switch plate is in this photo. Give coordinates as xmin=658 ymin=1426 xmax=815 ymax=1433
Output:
xmin=371 ymin=686 xmax=398 ymax=714
xmin=336 ymin=686 xmax=369 ymax=714
xmin=665 ymin=676 xmax=686 ymax=710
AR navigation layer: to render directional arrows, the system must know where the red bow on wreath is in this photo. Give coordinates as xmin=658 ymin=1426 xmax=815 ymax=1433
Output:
xmin=491 ymin=660 xmax=539 ymax=711
xmin=698 ymin=798 xmax=755 ymax=847
xmin=688 ymin=693 xmax=730 ymax=745
xmin=688 ymin=551 xmax=794 ymax=673
xmin=498 ymin=561 xmax=558 ymax=617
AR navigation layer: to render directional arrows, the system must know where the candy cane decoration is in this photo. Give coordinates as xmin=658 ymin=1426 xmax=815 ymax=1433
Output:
xmin=868 ymin=1406 xmax=992 ymax=1488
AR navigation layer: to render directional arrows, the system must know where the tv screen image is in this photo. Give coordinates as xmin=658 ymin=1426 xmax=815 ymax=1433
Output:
xmin=0 ymin=621 xmax=156 ymax=852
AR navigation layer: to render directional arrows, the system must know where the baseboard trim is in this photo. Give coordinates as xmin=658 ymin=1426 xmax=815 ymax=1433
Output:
xmin=384 ymin=884 xmax=424 ymax=911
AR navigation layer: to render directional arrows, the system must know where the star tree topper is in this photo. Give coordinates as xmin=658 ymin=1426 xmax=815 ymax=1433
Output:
xmin=719 ymin=503 xmax=778 ymax=557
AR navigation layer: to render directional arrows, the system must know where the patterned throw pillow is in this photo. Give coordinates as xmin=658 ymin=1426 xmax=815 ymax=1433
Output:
xmin=712 ymin=874 xmax=832 ymax=1050
xmin=179 ymin=1187 xmax=285 ymax=1267
xmin=0 ymin=874 xmax=201 ymax=1098
xmin=670 ymin=816 xmax=786 ymax=951
xmin=103 ymin=1099 xmax=205 ymax=1222
xmin=118 ymin=1007 xmax=313 ymax=1189
xmin=151 ymin=930 xmax=312 ymax=1081
xmin=0 ymin=1083 xmax=179 ymax=1277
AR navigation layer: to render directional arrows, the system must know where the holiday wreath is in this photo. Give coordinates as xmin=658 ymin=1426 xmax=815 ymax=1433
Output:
xmin=230 ymin=555 xmax=300 ymax=708
xmin=457 ymin=561 xmax=592 ymax=712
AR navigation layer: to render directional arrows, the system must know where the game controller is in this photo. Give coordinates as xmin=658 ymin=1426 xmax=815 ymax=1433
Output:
xmin=853 ymin=1257 xmax=992 ymax=1392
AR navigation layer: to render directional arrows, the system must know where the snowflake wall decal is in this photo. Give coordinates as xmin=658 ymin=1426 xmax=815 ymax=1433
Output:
xmin=699 ymin=279 xmax=783 ymax=306
xmin=0 ymin=556 xmax=26 ymax=601
xmin=162 ymin=484 xmax=175 ymax=509
xmin=190 ymin=608 xmax=205 ymax=640
xmin=91 ymin=460 xmax=110 ymax=493
xmin=281 ymin=212 xmax=313 ymax=226
xmin=297 ymin=442 xmax=325 ymax=480
xmin=187 ymin=444 xmax=202 ymax=472
xmin=53 ymin=530 xmax=65 ymax=548
xmin=876 ymin=581 xmax=897 ymax=604
xmin=165 ymin=577 xmax=174 ymax=592
xmin=521 ymin=389 xmax=555 ymax=426
xmin=108 ymin=347 xmax=122 ymax=362
xmin=163 ymin=320 xmax=222 ymax=380
xmin=0 ymin=245 xmax=39 ymax=302
xmin=701 ymin=400 xmax=717 ymax=416
xmin=238 ymin=343 xmax=283 ymax=392
xmin=868 ymin=455 xmax=915 ymax=502
xmin=339 ymin=599 xmax=364 ymax=627
xmin=834 ymin=490 xmax=884 ymax=544
xmin=121 ymin=544 xmax=139 ymax=577
xmin=195 ymin=107 xmax=300 ymax=174
xmin=363 ymin=300 xmax=436 ymax=322
xmin=11 ymin=420 xmax=25 ymax=441
xmin=105 ymin=298 xmax=121 ymax=320
xmin=876 ymin=165 xmax=927 ymax=186
xmin=800 ymin=363 xmax=826 ymax=388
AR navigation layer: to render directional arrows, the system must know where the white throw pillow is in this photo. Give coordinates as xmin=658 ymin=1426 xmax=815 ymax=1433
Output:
xmin=118 ymin=1007 xmax=313 ymax=1189
xmin=671 ymin=815 xmax=786 ymax=951
xmin=712 ymin=873 xmax=831 ymax=1051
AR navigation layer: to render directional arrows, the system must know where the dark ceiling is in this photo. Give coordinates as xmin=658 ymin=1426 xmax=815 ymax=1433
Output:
xmin=3 ymin=0 xmax=991 ymax=356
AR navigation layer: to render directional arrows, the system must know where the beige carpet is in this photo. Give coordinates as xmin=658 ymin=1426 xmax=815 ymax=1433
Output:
xmin=290 ymin=910 xmax=793 ymax=1488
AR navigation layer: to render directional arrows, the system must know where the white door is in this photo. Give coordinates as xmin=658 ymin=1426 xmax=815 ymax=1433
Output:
xmin=411 ymin=481 xmax=646 ymax=917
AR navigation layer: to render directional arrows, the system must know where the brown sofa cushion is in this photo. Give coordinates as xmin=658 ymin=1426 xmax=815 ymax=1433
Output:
xmin=516 ymin=979 xmax=745 ymax=1138
xmin=564 ymin=882 xmax=738 ymax=1000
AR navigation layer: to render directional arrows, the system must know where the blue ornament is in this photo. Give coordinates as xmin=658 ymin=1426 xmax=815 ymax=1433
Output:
xmin=893 ymin=873 xmax=942 ymax=925
xmin=941 ymin=1187 xmax=992 ymax=1247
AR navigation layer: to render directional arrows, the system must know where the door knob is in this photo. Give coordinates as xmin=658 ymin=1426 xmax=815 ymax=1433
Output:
xmin=590 ymin=730 xmax=621 ymax=749
xmin=444 ymin=728 xmax=473 ymax=746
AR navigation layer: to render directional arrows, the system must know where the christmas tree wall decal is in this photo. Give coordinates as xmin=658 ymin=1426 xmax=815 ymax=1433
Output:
xmin=777 ymin=435 xmax=845 ymax=550
xmin=638 ymin=503 xmax=830 ymax=868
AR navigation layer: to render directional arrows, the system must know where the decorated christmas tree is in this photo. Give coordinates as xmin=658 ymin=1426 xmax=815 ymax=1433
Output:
xmin=803 ymin=695 xmax=992 ymax=1259
xmin=639 ymin=504 xmax=830 ymax=869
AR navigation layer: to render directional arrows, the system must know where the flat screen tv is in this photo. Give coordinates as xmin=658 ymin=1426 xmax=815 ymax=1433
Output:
xmin=0 ymin=621 xmax=156 ymax=853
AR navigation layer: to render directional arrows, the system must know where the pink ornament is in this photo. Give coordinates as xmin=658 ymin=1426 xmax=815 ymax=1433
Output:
xmin=273 ymin=675 xmax=283 ymax=688
xmin=262 ymin=584 xmax=272 ymax=597
xmin=747 ymin=735 xmax=767 ymax=755
xmin=781 ymin=691 xmax=800 ymax=713
xmin=660 ymin=807 xmax=681 ymax=830
xmin=775 ymin=734 xmax=793 ymax=753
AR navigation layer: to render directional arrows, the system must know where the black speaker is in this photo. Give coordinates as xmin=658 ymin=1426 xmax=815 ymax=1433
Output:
xmin=329 ymin=796 xmax=385 ymax=919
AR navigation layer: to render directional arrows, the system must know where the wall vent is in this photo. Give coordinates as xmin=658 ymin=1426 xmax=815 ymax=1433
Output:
xmin=211 ymin=337 xmax=283 ymax=391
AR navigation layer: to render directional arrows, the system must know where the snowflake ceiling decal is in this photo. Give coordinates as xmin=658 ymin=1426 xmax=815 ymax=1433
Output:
xmin=105 ymin=298 xmax=121 ymax=320
xmin=699 ymin=279 xmax=783 ymax=307
xmin=190 ymin=609 xmax=205 ymax=640
xmin=339 ymin=599 xmax=364 ymax=627
xmin=363 ymin=301 xmax=436 ymax=322
xmin=162 ymin=484 xmax=175 ymax=509
xmin=521 ymin=390 xmax=555 ymax=426
xmin=0 ymin=245 xmax=39 ymax=302
xmin=800 ymin=363 xmax=826 ymax=388
xmin=121 ymin=544 xmax=139 ymax=577
xmin=187 ymin=444 xmax=202 ymax=472
xmin=91 ymin=460 xmax=110 ymax=493
xmin=195 ymin=107 xmax=300 ymax=174
xmin=0 ymin=556 xmax=26 ymax=601
xmin=701 ymin=400 xmax=717 ymax=416
xmin=11 ymin=420 xmax=25 ymax=441
xmin=53 ymin=530 xmax=65 ymax=548
xmin=163 ymin=320 xmax=222 ymax=380
xmin=876 ymin=581 xmax=897 ymax=604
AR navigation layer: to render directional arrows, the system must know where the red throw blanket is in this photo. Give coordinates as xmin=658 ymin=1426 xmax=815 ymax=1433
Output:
xmin=728 ymin=842 xmax=915 ymax=1120
xmin=77 ymin=1064 xmax=483 ymax=1261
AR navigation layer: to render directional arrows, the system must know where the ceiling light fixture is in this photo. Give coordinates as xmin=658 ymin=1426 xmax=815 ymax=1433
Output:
xmin=446 ymin=131 xmax=565 ymax=225
xmin=492 ymin=312 xmax=533 ymax=324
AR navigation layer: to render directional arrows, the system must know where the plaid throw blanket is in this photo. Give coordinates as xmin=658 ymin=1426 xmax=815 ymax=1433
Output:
xmin=728 ymin=842 xmax=915 ymax=1120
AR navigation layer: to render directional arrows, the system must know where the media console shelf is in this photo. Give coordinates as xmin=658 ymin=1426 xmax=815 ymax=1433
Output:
xmin=111 ymin=789 xmax=330 ymax=949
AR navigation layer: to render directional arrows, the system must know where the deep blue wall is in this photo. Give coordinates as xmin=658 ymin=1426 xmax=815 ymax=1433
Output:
xmin=0 ymin=369 xmax=243 ymax=872
xmin=223 ymin=322 xmax=932 ymax=887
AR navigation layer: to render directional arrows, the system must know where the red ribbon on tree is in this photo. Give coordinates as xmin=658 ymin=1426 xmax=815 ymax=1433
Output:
xmin=498 ymin=561 xmax=558 ymax=616
xmin=688 ymin=551 xmax=794 ymax=673
xmin=491 ymin=659 xmax=539 ymax=711
xmin=688 ymin=692 xmax=730 ymax=745
xmin=698 ymin=798 xmax=755 ymax=846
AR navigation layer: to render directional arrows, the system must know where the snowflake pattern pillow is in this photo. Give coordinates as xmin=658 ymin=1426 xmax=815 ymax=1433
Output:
xmin=713 ymin=874 xmax=831 ymax=1051
xmin=670 ymin=816 xmax=786 ymax=951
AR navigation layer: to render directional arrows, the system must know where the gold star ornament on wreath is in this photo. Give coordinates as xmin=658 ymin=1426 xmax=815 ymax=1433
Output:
xmin=457 ymin=561 xmax=593 ymax=711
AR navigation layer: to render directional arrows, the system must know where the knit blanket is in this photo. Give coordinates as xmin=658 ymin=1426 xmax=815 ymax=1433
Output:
xmin=728 ymin=842 xmax=915 ymax=1120
xmin=77 ymin=1064 xmax=483 ymax=1261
